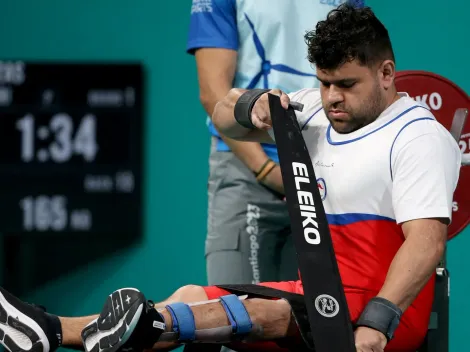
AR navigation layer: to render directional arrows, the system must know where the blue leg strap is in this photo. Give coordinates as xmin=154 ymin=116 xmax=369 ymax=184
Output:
xmin=164 ymin=295 xmax=253 ymax=342
xmin=219 ymin=294 xmax=253 ymax=336
xmin=166 ymin=302 xmax=196 ymax=342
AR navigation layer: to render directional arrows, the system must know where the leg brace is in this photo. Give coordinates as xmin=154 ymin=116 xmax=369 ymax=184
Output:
xmin=157 ymin=294 xmax=262 ymax=344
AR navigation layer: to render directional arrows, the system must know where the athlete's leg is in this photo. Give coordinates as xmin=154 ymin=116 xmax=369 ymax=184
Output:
xmin=206 ymin=139 xmax=296 ymax=285
xmin=153 ymin=286 xmax=294 ymax=351
xmin=0 ymin=283 xmax=301 ymax=352
xmin=77 ymin=285 xmax=295 ymax=352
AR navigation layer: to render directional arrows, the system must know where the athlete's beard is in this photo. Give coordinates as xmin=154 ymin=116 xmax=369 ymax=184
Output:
xmin=326 ymin=81 xmax=387 ymax=134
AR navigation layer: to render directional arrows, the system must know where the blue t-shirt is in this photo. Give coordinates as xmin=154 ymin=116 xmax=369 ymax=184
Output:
xmin=187 ymin=0 xmax=364 ymax=162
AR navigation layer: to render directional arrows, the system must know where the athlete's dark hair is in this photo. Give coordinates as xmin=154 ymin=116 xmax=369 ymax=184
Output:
xmin=305 ymin=4 xmax=395 ymax=70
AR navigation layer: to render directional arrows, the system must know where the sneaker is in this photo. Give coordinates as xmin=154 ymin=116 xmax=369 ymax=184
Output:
xmin=81 ymin=288 xmax=165 ymax=352
xmin=0 ymin=287 xmax=62 ymax=352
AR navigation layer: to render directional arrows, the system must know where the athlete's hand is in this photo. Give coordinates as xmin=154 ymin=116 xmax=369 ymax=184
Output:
xmin=251 ymin=89 xmax=290 ymax=130
xmin=354 ymin=326 xmax=387 ymax=352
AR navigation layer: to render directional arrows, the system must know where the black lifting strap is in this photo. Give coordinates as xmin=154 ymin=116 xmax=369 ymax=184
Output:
xmin=268 ymin=94 xmax=356 ymax=352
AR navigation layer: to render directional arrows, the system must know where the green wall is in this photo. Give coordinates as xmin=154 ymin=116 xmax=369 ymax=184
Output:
xmin=0 ymin=0 xmax=210 ymax=311
xmin=0 ymin=1 xmax=468 ymax=351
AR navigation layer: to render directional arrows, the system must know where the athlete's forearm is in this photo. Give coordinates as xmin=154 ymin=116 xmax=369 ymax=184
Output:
xmin=202 ymin=88 xmax=274 ymax=172
xmin=212 ymin=88 xmax=253 ymax=139
xmin=376 ymin=222 xmax=446 ymax=312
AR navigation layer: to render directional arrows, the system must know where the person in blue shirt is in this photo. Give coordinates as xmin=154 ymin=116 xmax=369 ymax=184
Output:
xmin=186 ymin=0 xmax=363 ymax=286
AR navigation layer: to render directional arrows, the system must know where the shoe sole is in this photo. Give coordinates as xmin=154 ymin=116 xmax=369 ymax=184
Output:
xmin=0 ymin=289 xmax=50 ymax=352
xmin=81 ymin=288 xmax=144 ymax=352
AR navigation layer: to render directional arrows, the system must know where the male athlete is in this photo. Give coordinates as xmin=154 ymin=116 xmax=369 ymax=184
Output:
xmin=0 ymin=4 xmax=461 ymax=352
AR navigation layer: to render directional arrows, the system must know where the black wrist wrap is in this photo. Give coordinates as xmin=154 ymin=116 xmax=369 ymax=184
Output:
xmin=355 ymin=297 xmax=403 ymax=341
xmin=234 ymin=89 xmax=270 ymax=129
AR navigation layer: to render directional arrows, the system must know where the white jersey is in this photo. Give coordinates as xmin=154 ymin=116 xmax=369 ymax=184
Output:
xmin=269 ymin=88 xmax=461 ymax=328
xmin=278 ymin=88 xmax=461 ymax=223
xmin=284 ymin=88 xmax=461 ymax=225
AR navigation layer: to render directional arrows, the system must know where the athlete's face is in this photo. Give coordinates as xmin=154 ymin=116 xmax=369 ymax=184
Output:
xmin=317 ymin=59 xmax=395 ymax=134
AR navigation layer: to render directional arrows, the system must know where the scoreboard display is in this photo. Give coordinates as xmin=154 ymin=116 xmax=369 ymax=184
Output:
xmin=0 ymin=62 xmax=144 ymax=236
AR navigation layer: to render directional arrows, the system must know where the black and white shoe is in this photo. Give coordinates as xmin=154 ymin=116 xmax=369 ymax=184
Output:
xmin=0 ymin=287 xmax=62 ymax=352
xmin=81 ymin=288 xmax=165 ymax=352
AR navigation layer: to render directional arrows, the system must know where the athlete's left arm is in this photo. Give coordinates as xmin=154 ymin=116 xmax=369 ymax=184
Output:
xmin=377 ymin=127 xmax=461 ymax=312
xmin=377 ymin=217 xmax=447 ymax=312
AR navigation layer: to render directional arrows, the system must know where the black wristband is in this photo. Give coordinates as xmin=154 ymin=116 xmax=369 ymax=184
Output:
xmin=234 ymin=89 xmax=270 ymax=129
xmin=355 ymin=297 xmax=402 ymax=341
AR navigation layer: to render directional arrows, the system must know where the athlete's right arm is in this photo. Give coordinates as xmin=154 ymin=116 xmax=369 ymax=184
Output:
xmin=212 ymin=88 xmax=291 ymax=142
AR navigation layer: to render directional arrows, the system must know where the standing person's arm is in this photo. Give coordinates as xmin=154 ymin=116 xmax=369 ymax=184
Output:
xmin=187 ymin=0 xmax=284 ymax=194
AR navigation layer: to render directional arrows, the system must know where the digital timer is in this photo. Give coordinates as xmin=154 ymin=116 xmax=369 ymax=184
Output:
xmin=16 ymin=113 xmax=98 ymax=163
xmin=0 ymin=62 xmax=144 ymax=235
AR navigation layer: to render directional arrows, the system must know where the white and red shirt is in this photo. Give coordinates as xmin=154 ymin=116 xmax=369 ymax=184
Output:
xmin=270 ymin=88 xmax=461 ymax=338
